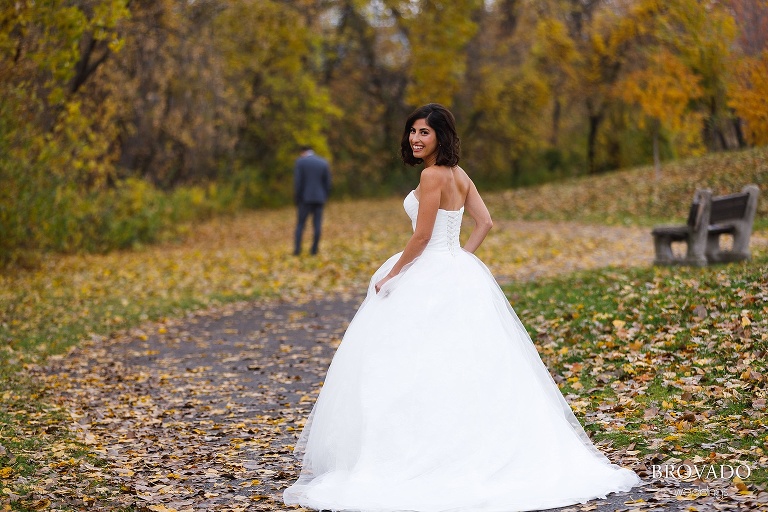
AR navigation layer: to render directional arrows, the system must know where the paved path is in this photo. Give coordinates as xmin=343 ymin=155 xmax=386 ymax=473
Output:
xmin=44 ymin=293 xmax=759 ymax=511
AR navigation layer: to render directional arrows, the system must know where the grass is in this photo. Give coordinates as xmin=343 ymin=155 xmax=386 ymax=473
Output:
xmin=506 ymin=254 xmax=768 ymax=485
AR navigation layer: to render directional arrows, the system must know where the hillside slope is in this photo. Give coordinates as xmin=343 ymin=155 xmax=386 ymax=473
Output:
xmin=484 ymin=147 xmax=767 ymax=228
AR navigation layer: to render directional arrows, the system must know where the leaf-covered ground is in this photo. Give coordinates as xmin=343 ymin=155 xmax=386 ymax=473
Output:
xmin=1 ymin=149 xmax=767 ymax=510
xmin=25 ymin=265 xmax=768 ymax=511
xmin=4 ymin=230 xmax=767 ymax=511
xmin=35 ymin=296 xmax=358 ymax=511
xmin=511 ymin=261 xmax=768 ymax=492
xmin=7 ymin=254 xmax=768 ymax=512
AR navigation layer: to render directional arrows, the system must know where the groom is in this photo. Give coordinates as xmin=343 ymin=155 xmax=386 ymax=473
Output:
xmin=293 ymin=145 xmax=332 ymax=256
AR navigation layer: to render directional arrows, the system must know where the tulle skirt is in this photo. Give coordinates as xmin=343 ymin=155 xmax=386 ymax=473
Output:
xmin=284 ymin=248 xmax=641 ymax=511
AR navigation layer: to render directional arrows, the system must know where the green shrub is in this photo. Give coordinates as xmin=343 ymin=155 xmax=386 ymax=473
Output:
xmin=0 ymin=173 xmax=241 ymax=266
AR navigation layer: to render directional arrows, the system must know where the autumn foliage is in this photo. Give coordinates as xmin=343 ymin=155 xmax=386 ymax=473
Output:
xmin=1 ymin=0 xmax=767 ymax=264
xmin=729 ymin=52 xmax=768 ymax=146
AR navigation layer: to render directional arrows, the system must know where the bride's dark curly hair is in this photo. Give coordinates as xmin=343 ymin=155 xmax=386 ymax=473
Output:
xmin=400 ymin=103 xmax=460 ymax=167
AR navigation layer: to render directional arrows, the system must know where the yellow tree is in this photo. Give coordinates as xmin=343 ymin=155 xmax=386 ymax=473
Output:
xmin=311 ymin=0 xmax=482 ymax=192
xmin=728 ymin=52 xmax=768 ymax=146
xmin=109 ymin=0 xmax=240 ymax=187
xmin=471 ymin=61 xmax=550 ymax=184
xmin=616 ymin=48 xmax=704 ymax=180
xmin=530 ymin=0 xmax=637 ymax=174
xmin=398 ymin=0 xmax=482 ymax=107
xmin=531 ymin=16 xmax=578 ymax=149
xmin=1 ymin=0 xmax=129 ymax=185
xmin=214 ymin=0 xmax=339 ymax=203
xmin=583 ymin=0 xmax=703 ymax=172
xmin=318 ymin=0 xmax=413 ymax=193
xmin=1 ymin=0 xmax=129 ymax=258
xmin=659 ymin=0 xmax=738 ymax=151
xmin=459 ymin=1 xmax=552 ymax=185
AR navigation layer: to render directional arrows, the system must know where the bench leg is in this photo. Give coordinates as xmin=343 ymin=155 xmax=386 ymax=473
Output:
xmin=730 ymin=229 xmax=752 ymax=261
xmin=653 ymin=235 xmax=676 ymax=265
xmin=685 ymin=253 xmax=708 ymax=266
xmin=707 ymin=230 xmax=752 ymax=263
xmin=686 ymin=229 xmax=709 ymax=267
xmin=705 ymin=232 xmax=722 ymax=262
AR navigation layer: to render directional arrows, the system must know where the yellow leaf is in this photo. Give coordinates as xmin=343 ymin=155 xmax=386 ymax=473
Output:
xmin=0 ymin=467 xmax=12 ymax=478
xmin=612 ymin=319 xmax=626 ymax=329
xmin=30 ymin=499 xmax=51 ymax=511
xmin=741 ymin=316 xmax=751 ymax=327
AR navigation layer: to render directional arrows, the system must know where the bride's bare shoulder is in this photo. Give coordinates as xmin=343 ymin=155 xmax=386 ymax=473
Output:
xmin=453 ymin=165 xmax=469 ymax=178
xmin=452 ymin=166 xmax=472 ymax=189
xmin=419 ymin=165 xmax=449 ymax=184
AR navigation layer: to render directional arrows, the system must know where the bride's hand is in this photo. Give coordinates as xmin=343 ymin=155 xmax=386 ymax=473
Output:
xmin=375 ymin=275 xmax=393 ymax=294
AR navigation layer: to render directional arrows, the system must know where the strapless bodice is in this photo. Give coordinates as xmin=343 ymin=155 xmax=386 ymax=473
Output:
xmin=404 ymin=190 xmax=463 ymax=255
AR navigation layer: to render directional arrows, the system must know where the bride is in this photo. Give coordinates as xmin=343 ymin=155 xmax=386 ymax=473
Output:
xmin=283 ymin=103 xmax=641 ymax=511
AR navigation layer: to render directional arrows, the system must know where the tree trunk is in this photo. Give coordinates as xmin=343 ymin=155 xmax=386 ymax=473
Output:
xmin=652 ymin=119 xmax=661 ymax=182
xmin=587 ymin=112 xmax=601 ymax=174
xmin=510 ymin=158 xmax=521 ymax=186
xmin=550 ymin=97 xmax=561 ymax=147
xmin=733 ymin=117 xmax=747 ymax=148
xmin=69 ymin=33 xmax=110 ymax=95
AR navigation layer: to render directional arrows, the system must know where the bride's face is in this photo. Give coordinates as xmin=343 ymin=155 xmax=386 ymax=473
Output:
xmin=409 ymin=118 xmax=438 ymax=164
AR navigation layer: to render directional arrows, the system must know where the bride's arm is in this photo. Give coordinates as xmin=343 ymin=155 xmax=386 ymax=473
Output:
xmin=462 ymin=179 xmax=493 ymax=253
xmin=375 ymin=170 xmax=441 ymax=293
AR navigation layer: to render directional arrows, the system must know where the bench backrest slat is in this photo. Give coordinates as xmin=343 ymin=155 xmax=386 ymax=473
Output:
xmin=710 ymin=193 xmax=749 ymax=224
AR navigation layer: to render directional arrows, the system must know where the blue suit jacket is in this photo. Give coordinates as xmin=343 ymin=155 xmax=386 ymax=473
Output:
xmin=294 ymin=153 xmax=331 ymax=204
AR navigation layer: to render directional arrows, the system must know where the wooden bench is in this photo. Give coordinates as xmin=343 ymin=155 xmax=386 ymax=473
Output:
xmin=652 ymin=184 xmax=759 ymax=266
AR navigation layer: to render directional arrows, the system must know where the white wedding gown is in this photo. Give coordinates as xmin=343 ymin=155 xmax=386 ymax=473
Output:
xmin=284 ymin=191 xmax=641 ymax=511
